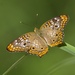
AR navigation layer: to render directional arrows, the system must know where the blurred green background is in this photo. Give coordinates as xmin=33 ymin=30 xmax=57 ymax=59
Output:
xmin=0 ymin=0 xmax=75 ymax=75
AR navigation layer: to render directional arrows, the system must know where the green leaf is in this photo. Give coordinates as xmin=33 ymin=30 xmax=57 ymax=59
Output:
xmin=60 ymin=42 xmax=75 ymax=55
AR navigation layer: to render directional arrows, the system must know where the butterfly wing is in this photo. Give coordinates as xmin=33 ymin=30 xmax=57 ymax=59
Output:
xmin=40 ymin=15 xmax=68 ymax=47
xmin=7 ymin=32 xmax=48 ymax=57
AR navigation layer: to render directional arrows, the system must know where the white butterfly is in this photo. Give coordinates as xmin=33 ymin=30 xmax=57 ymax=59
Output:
xmin=7 ymin=15 xmax=68 ymax=57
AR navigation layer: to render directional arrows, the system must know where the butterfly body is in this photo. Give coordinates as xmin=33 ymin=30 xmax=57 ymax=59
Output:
xmin=7 ymin=15 xmax=68 ymax=57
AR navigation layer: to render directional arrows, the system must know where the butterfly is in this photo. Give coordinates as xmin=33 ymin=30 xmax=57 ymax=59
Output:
xmin=7 ymin=15 xmax=68 ymax=57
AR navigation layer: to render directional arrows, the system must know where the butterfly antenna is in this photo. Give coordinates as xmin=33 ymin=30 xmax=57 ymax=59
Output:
xmin=35 ymin=13 xmax=39 ymax=26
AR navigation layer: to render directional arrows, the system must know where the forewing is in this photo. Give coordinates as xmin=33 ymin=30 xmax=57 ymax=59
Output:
xmin=40 ymin=15 xmax=68 ymax=47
